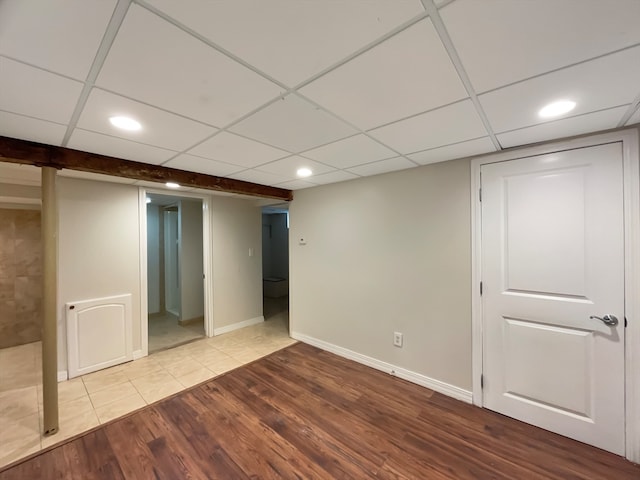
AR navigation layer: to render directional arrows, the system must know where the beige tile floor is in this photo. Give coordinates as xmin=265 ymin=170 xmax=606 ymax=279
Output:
xmin=148 ymin=312 xmax=205 ymax=353
xmin=0 ymin=301 xmax=293 ymax=468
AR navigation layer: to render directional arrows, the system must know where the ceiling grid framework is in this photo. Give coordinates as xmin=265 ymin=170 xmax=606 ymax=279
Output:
xmin=1 ymin=0 xmax=640 ymax=195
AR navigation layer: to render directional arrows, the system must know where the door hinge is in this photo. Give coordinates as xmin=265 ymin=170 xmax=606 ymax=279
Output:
xmin=625 ymin=317 xmax=628 ymax=328
xmin=481 ymin=374 xmax=484 ymax=389
xmin=479 ymin=187 xmax=482 ymax=202
xmin=480 ymin=281 xmax=483 ymax=295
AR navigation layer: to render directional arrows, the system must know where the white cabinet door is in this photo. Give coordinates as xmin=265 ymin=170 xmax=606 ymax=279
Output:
xmin=481 ymin=142 xmax=625 ymax=454
xmin=66 ymin=294 xmax=133 ymax=378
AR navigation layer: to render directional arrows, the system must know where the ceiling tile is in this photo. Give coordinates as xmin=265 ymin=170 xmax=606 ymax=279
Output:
xmin=441 ymin=0 xmax=640 ymax=93
xmin=145 ymin=0 xmax=424 ymax=87
xmin=496 ymin=106 xmax=629 ymax=148
xmin=76 ymin=89 xmax=217 ymax=152
xmin=256 ymin=156 xmax=335 ymax=180
xmin=228 ymin=170 xmax=291 ymax=186
xmin=164 ymin=154 xmax=243 ymax=177
xmin=300 ymin=19 xmax=467 ymax=130
xmin=188 ymin=132 xmax=289 ymax=168
xmin=308 ymin=170 xmax=360 ymax=185
xmin=627 ymin=106 xmax=640 ymax=126
xmin=0 ymin=0 xmax=117 ymax=80
xmin=408 ymin=137 xmax=496 ymax=165
xmin=0 ymin=111 xmax=66 ymax=146
xmin=96 ymin=4 xmax=283 ymax=127
xmin=0 ymin=58 xmax=82 ymax=124
xmin=347 ymin=157 xmax=415 ymax=177
xmin=302 ymin=134 xmax=396 ymax=169
xmin=368 ymin=100 xmax=488 ymax=154
xmin=58 ymin=170 xmax=137 ymax=185
xmin=68 ymin=129 xmax=177 ymax=165
xmin=275 ymin=179 xmax=316 ymax=190
xmin=0 ymin=163 xmax=40 ymax=186
xmin=479 ymin=46 xmax=640 ymax=133
xmin=230 ymin=94 xmax=357 ymax=152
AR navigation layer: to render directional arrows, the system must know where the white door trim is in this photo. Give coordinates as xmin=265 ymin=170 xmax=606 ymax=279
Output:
xmin=471 ymin=127 xmax=640 ymax=462
xmin=138 ymin=188 xmax=215 ymax=358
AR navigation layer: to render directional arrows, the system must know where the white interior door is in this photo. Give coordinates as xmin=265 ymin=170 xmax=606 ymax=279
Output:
xmin=481 ymin=142 xmax=625 ymax=454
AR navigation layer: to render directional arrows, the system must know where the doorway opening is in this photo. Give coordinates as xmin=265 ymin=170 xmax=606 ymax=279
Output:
xmin=146 ymin=193 xmax=205 ymax=353
xmin=261 ymin=205 xmax=289 ymax=329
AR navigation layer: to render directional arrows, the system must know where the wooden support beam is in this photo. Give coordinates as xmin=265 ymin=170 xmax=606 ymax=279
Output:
xmin=41 ymin=166 xmax=59 ymax=437
xmin=0 ymin=135 xmax=293 ymax=201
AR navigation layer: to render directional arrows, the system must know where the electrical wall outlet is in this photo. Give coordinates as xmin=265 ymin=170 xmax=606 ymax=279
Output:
xmin=393 ymin=332 xmax=403 ymax=347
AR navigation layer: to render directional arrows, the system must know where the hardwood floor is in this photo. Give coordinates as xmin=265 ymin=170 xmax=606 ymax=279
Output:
xmin=1 ymin=342 xmax=638 ymax=479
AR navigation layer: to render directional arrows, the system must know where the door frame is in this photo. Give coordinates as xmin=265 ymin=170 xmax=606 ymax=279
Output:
xmin=138 ymin=187 xmax=214 ymax=358
xmin=470 ymin=127 xmax=640 ymax=462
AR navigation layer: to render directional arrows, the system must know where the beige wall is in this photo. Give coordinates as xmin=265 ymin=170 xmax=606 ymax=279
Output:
xmin=0 ymin=208 xmax=42 ymax=348
xmin=57 ymin=178 xmax=142 ymax=370
xmin=56 ymin=178 xmax=265 ymax=369
xmin=180 ymin=199 xmax=204 ymax=322
xmin=290 ymin=158 xmax=472 ymax=390
xmin=211 ymin=197 xmax=263 ymax=330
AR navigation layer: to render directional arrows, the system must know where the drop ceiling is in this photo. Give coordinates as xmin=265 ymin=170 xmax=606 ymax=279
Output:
xmin=1 ymin=0 xmax=639 ymax=194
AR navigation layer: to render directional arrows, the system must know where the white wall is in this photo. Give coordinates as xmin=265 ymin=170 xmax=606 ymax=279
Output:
xmin=180 ymin=199 xmax=204 ymax=321
xmin=212 ymin=197 xmax=263 ymax=329
xmin=289 ymin=158 xmax=472 ymax=391
xmin=57 ymin=177 xmax=141 ymax=370
xmin=146 ymin=204 xmax=160 ymax=314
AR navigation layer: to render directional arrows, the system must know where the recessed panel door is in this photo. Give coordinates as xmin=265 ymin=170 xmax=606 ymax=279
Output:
xmin=481 ymin=143 xmax=625 ymax=454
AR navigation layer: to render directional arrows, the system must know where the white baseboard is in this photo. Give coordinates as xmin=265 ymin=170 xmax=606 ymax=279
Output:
xmin=133 ymin=349 xmax=145 ymax=360
xmin=291 ymin=331 xmax=472 ymax=404
xmin=57 ymin=371 xmax=68 ymax=382
xmin=214 ymin=316 xmax=264 ymax=336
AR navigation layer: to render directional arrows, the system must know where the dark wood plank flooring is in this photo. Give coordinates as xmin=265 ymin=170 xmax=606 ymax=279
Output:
xmin=1 ymin=342 xmax=638 ymax=479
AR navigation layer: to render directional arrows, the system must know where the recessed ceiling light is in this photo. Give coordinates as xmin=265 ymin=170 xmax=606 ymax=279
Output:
xmin=297 ymin=167 xmax=313 ymax=178
xmin=109 ymin=115 xmax=142 ymax=131
xmin=166 ymin=182 xmax=180 ymax=189
xmin=538 ymin=100 xmax=576 ymax=118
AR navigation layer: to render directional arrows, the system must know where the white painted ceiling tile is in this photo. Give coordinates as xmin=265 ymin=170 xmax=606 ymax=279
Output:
xmin=275 ymin=179 xmax=316 ymax=190
xmin=408 ymin=137 xmax=496 ymax=165
xmin=58 ymin=170 xmax=137 ymax=185
xmin=627 ymin=106 xmax=640 ymax=126
xmin=347 ymin=157 xmax=415 ymax=177
xmin=302 ymin=134 xmax=396 ymax=169
xmin=228 ymin=169 xmax=291 ymax=186
xmin=188 ymin=132 xmax=289 ymax=168
xmin=230 ymin=94 xmax=357 ymax=152
xmin=308 ymin=170 xmax=360 ymax=185
xmin=368 ymin=100 xmax=488 ymax=154
xmin=497 ymin=106 xmax=629 ymax=148
xmin=256 ymin=156 xmax=335 ymax=180
xmin=0 ymin=58 xmax=83 ymax=124
xmin=145 ymin=0 xmax=424 ymax=86
xmin=479 ymin=46 xmax=640 ymax=133
xmin=0 ymin=0 xmax=117 ymax=80
xmin=164 ymin=154 xmax=244 ymax=177
xmin=441 ymin=0 xmax=640 ymax=92
xmin=76 ymin=89 xmax=217 ymax=152
xmin=96 ymin=4 xmax=283 ymax=126
xmin=0 ymin=111 xmax=66 ymax=146
xmin=68 ymin=129 xmax=177 ymax=165
xmin=300 ymin=19 xmax=467 ymax=130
